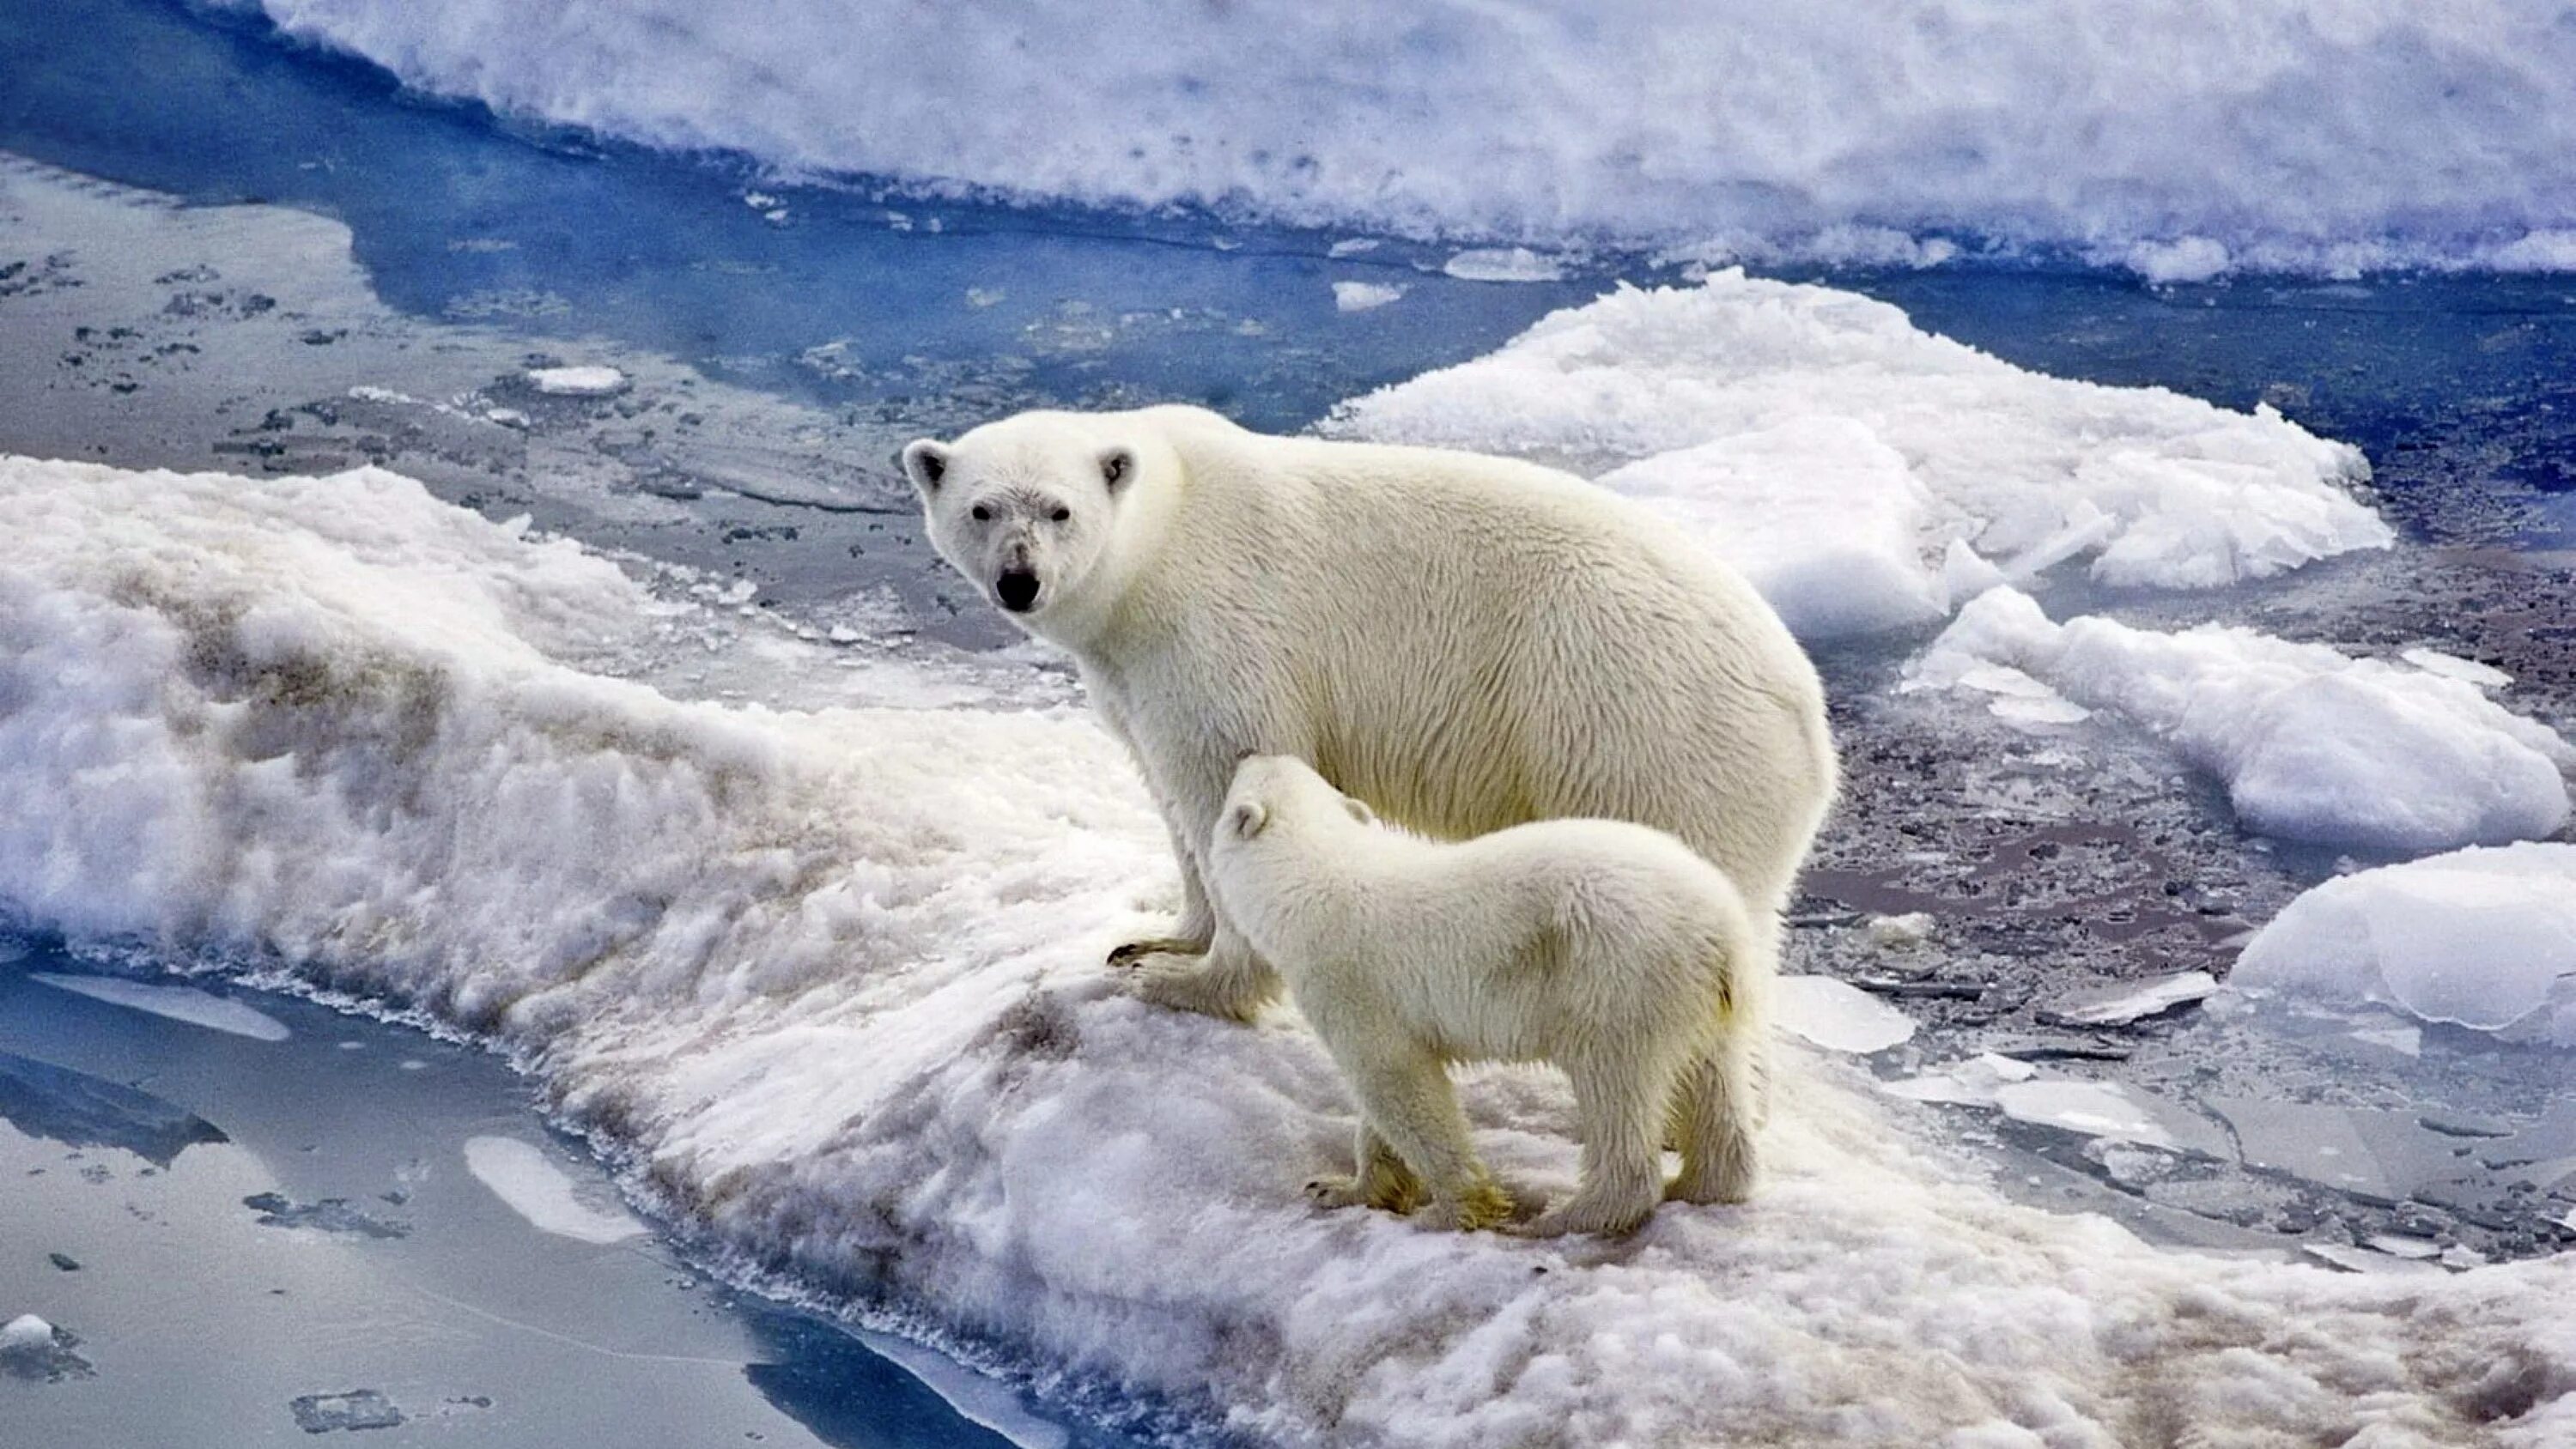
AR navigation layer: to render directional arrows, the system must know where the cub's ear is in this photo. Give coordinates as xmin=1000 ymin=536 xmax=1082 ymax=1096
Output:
xmin=1342 ymin=796 xmax=1377 ymax=827
xmin=1099 ymin=446 xmax=1135 ymax=491
xmin=901 ymin=440 xmax=950 ymax=495
xmin=1226 ymin=800 xmax=1269 ymax=840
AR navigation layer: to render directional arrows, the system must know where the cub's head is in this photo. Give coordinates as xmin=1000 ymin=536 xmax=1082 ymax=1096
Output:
xmin=1215 ymin=755 xmax=1379 ymax=862
xmin=901 ymin=411 xmax=1155 ymax=635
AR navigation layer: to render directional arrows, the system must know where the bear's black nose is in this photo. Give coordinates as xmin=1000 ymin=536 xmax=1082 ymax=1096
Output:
xmin=995 ymin=568 xmax=1041 ymax=612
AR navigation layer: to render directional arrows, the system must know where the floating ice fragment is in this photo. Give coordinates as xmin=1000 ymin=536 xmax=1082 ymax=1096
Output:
xmin=1882 ymin=1052 xmax=2035 ymax=1106
xmin=2300 ymin=1243 xmax=2446 ymax=1277
xmin=290 ymin=1391 xmax=405 ymax=1434
xmin=1864 ymin=912 xmax=1935 ymax=949
xmin=1327 ymin=239 xmax=1379 ymax=258
xmin=2036 ymin=970 xmax=2217 ymax=1028
xmin=1990 ymin=1080 xmax=2177 ymax=1148
xmin=526 ymin=365 xmax=628 ymax=397
xmin=32 ymin=973 xmax=290 ymax=1041
xmin=1331 ymin=281 xmax=1405 ymax=312
xmin=2236 ymin=842 xmax=2576 ymax=1045
xmin=1775 ymin=975 xmax=1916 ymax=1053
xmin=464 ymin=1137 xmax=644 ymax=1244
xmin=2400 ymin=647 xmax=2511 ymax=688
xmin=1919 ymin=587 xmax=2573 ymax=852
xmin=1440 ymin=246 xmax=1565 ymax=282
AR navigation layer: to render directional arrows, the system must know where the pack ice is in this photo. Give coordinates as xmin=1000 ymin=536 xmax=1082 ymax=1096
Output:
xmin=1327 ymin=272 xmax=2389 ymax=640
xmin=1917 ymin=585 xmax=2573 ymax=852
xmin=5 ymin=452 xmax=2571 ymax=1445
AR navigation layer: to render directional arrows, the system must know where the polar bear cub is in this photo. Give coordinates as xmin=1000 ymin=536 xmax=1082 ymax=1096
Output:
xmin=1207 ymin=755 xmax=1765 ymax=1237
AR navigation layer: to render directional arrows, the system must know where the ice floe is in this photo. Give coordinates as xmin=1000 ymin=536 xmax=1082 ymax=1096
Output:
xmin=1917 ymin=586 xmax=2574 ymax=852
xmin=464 ymin=1136 xmax=645 ymax=1244
xmin=1327 ymin=274 xmax=2388 ymax=639
xmin=2234 ymin=842 xmax=2576 ymax=1046
xmin=30 ymin=973 xmax=291 ymax=1042
xmin=525 ymin=364 xmax=629 ymax=397
xmin=3 ymin=454 xmax=2573 ymax=1444
xmin=216 ymin=0 xmax=2576 ymax=276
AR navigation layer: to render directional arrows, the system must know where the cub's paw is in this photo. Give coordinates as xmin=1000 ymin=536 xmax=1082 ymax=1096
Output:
xmin=1107 ymin=937 xmax=1207 ymax=969
xmin=1128 ymin=956 xmax=1268 ymax=1023
xmin=1303 ymin=1175 xmax=1369 ymax=1210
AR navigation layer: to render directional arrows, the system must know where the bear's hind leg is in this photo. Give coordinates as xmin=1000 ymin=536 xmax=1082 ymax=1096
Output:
xmin=1666 ymin=1028 xmax=1760 ymax=1206
xmin=1516 ymin=1050 xmax=1668 ymax=1238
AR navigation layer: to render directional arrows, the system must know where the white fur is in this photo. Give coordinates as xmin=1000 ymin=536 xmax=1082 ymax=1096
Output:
xmin=902 ymin=404 xmax=1838 ymax=1023
xmin=1208 ymin=756 xmax=1764 ymax=1236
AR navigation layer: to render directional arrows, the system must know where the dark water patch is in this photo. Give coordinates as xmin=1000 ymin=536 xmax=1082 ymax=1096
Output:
xmin=0 ymin=1047 xmax=229 ymax=1166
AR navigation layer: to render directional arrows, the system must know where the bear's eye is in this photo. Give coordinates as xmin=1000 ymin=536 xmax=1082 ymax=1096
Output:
xmin=1049 ymin=506 xmax=1072 ymax=523
xmin=970 ymin=505 xmax=991 ymax=522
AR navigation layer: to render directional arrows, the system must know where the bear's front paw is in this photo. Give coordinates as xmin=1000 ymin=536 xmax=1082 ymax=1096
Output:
xmin=1127 ymin=955 xmax=1270 ymax=1023
xmin=1304 ymin=1175 xmax=1368 ymax=1210
xmin=1106 ymin=937 xmax=1208 ymax=969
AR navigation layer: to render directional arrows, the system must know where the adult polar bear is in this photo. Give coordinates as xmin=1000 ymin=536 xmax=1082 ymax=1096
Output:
xmin=902 ymin=404 xmax=1836 ymax=1025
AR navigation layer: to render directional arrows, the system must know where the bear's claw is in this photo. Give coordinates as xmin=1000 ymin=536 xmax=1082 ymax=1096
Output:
xmin=1107 ymin=937 xmax=1206 ymax=969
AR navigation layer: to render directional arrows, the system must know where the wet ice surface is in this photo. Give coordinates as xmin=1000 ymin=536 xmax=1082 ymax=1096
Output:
xmin=0 ymin=943 xmax=1134 ymax=1448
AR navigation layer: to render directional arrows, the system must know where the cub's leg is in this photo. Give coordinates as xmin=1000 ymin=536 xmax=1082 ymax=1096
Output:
xmin=1666 ymin=1025 xmax=1760 ymax=1206
xmin=1305 ymin=1121 xmax=1425 ymax=1213
xmin=1516 ymin=1046 xmax=1671 ymax=1238
xmin=1340 ymin=1054 xmax=1510 ymax=1232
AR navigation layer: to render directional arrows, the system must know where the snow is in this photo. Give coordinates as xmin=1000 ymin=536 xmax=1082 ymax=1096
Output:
xmin=29 ymin=973 xmax=293 ymax=1041
xmin=210 ymin=1 xmax=2576 ymax=277
xmin=525 ymin=364 xmax=628 ymax=397
xmin=1330 ymin=281 xmax=1405 ymax=312
xmin=463 ymin=1137 xmax=646 ymax=1245
xmin=1327 ymin=274 xmax=2388 ymax=640
xmin=4 ymin=453 xmax=2576 ymax=1442
xmin=1 ymin=1314 xmax=50 ymax=1351
xmin=1774 ymin=975 xmax=1916 ymax=1054
xmin=2234 ymin=843 xmax=2576 ymax=1047
xmin=1917 ymin=586 xmax=2574 ymax=852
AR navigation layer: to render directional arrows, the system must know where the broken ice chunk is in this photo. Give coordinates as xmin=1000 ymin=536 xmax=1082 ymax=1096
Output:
xmin=1775 ymin=975 xmax=1917 ymax=1053
xmin=525 ymin=364 xmax=628 ymax=397
xmin=1863 ymin=912 xmax=1935 ymax=949
xmin=1 ymin=1313 xmax=94 ymax=1382
xmin=2037 ymin=970 xmax=2218 ymax=1028
xmin=1991 ymin=1080 xmax=2178 ymax=1148
xmin=290 ymin=1390 xmax=405 ymax=1434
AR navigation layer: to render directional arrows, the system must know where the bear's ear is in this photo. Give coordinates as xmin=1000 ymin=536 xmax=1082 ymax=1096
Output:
xmin=1342 ymin=796 xmax=1377 ymax=827
xmin=1099 ymin=446 xmax=1135 ymax=492
xmin=1227 ymin=800 xmax=1268 ymax=840
xmin=901 ymin=440 xmax=950 ymax=495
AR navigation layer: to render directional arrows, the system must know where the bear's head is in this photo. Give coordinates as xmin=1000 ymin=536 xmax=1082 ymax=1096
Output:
xmin=901 ymin=411 xmax=1162 ymax=641
xmin=1216 ymin=755 xmax=1379 ymax=857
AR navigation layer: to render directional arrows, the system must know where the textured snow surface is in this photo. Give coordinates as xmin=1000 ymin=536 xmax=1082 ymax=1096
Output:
xmin=2237 ymin=843 xmax=2576 ymax=1048
xmin=3 ymin=454 xmax=2572 ymax=1444
xmin=1327 ymin=275 xmax=2388 ymax=640
xmin=1918 ymin=586 xmax=2574 ymax=852
xmin=209 ymin=1 xmax=2576 ymax=276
